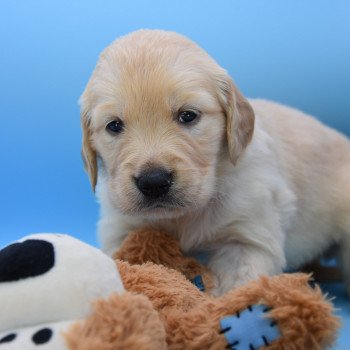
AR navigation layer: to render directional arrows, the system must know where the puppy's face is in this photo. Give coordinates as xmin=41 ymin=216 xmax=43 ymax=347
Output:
xmin=81 ymin=30 xmax=254 ymax=219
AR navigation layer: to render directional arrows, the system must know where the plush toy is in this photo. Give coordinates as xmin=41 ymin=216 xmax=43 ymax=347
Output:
xmin=0 ymin=230 xmax=339 ymax=350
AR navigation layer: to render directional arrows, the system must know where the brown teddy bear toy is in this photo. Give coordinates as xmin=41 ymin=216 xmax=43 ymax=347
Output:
xmin=65 ymin=228 xmax=339 ymax=350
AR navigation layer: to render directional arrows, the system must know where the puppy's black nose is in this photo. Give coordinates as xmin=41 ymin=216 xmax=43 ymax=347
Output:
xmin=135 ymin=168 xmax=173 ymax=198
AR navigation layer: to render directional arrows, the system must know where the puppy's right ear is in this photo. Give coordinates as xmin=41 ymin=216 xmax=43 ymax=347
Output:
xmin=81 ymin=111 xmax=97 ymax=191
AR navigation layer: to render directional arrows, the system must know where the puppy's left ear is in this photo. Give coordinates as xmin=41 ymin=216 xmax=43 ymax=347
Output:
xmin=216 ymin=74 xmax=255 ymax=165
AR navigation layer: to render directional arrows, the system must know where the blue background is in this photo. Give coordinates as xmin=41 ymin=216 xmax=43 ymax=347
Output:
xmin=0 ymin=1 xmax=349 ymax=347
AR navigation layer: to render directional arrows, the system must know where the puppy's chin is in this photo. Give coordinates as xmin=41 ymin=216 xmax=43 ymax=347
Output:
xmin=114 ymin=192 xmax=198 ymax=220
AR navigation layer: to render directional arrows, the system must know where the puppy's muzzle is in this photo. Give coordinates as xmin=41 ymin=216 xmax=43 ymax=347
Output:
xmin=135 ymin=168 xmax=173 ymax=198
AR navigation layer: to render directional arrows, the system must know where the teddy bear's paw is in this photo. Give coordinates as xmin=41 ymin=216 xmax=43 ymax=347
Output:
xmin=219 ymin=304 xmax=280 ymax=350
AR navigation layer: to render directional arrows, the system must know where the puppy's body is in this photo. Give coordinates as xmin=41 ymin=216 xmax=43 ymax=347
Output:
xmin=81 ymin=30 xmax=350 ymax=295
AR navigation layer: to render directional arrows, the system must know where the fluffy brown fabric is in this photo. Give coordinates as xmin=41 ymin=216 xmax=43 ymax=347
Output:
xmin=213 ymin=273 xmax=338 ymax=350
xmin=65 ymin=293 xmax=167 ymax=350
xmin=115 ymin=227 xmax=214 ymax=291
xmin=117 ymin=260 xmax=226 ymax=349
xmin=120 ymin=261 xmax=338 ymax=349
xmin=117 ymin=260 xmax=206 ymax=313
xmin=65 ymin=229 xmax=339 ymax=349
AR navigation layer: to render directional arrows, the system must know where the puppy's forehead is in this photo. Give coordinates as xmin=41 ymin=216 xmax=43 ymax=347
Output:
xmin=88 ymin=31 xmax=222 ymax=122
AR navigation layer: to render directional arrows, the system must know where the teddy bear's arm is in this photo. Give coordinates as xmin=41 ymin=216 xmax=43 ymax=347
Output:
xmin=117 ymin=259 xmax=208 ymax=312
xmin=115 ymin=228 xmax=214 ymax=292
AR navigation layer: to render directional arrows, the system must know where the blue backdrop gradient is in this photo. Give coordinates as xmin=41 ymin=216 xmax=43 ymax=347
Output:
xmin=0 ymin=1 xmax=350 ymax=348
xmin=0 ymin=1 xmax=349 ymax=246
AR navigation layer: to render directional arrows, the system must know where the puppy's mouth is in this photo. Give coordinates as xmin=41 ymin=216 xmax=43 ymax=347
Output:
xmin=134 ymin=193 xmax=190 ymax=217
xmin=142 ymin=195 xmax=186 ymax=210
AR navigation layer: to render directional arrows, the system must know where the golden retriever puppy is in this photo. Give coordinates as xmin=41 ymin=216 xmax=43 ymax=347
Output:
xmin=80 ymin=29 xmax=350 ymax=295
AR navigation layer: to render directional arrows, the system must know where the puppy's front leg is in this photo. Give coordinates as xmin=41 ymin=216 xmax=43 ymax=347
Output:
xmin=208 ymin=223 xmax=286 ymax=296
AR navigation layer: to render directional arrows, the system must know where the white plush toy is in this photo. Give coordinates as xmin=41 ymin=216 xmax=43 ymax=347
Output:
xmin=0 ymin=234 xmax=124 ymax=349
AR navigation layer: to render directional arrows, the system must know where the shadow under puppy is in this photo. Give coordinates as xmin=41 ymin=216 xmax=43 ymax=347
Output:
xmin=80 ymin=29 xmax=350 ymax=296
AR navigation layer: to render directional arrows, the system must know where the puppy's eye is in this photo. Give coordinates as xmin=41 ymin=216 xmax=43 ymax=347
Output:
xmin=106 ymin=119 xmax=124 ymax=134
xmin=178 ymin=110 xmax=198 ymax=124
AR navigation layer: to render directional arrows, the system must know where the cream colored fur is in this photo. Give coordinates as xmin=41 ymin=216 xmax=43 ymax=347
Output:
xmin=80 ymin=30 xmax=350 ymax=295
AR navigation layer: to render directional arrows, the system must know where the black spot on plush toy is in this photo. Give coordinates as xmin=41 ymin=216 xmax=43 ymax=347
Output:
xmin=0 ymin=240 xmax=54 ymax=282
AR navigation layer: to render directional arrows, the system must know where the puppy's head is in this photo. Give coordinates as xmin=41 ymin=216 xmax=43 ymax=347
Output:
xmin=81 ymin=30 xmax=254 ymax=218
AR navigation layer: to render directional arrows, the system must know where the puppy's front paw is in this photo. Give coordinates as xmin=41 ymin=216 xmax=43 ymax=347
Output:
xmin=219 ymin=304 xmax=280 ymax=349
